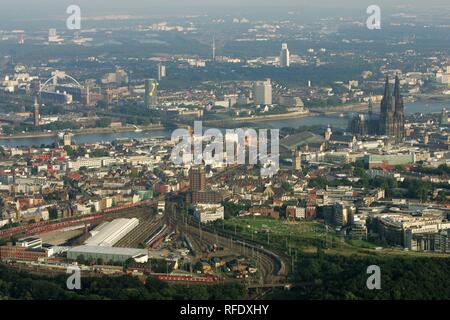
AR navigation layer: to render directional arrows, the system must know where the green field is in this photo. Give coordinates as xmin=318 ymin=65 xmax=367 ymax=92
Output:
xmin=222 ymin=216 xmax=331 ymax=253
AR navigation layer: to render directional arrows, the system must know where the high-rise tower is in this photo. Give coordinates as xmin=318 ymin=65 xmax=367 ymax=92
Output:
xmin=189 ymin=166 xmax=206 ymax=192
xmin=157 ymin=63 xmax=166 ymax=81
xmin=440 ymin=108 xmax=449 ymax=126
xmin=144 ymin=79 xmax=158 ymax=107
xmin=33 ymin=96 xmax=40 ymax=127
xmin=253 ymin=79 xmax=272 ymax=105
xmin=279 ymin=43 xmax=290 ymax=68
xmin=293 ymin=149 xmax=302 ymax=171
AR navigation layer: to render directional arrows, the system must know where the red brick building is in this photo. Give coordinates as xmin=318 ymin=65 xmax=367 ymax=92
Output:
xmin=0 ymin=244 xmax=48 ymax=261
xmin=248 ymin=207 xmax=279 ymax=219
xmin=188 ymin=191 xmax=224 ymax=204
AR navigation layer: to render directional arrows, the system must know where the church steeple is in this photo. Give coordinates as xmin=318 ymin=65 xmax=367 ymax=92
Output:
xmin=380 ymin=76 xmax=391 ymax=114
xmin=393 ymin=75 xmax=405 ymax=141
xmin=384 ymin=75 xmax=390 ymax=97
xmin=394 ymin=75 xmax=400 ymax=97
xmin=352 ymin=75 xmax=405 ymax=141
xmin=394 ymin=75 xmax=404 ymax=112
xmin=368 ymin=97 xmax=373 ymax=118
xmin=379 ymin=75 xmax=396 ymax=137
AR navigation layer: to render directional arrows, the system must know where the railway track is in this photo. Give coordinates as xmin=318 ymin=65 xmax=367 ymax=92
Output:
xmin=167 ymin=210 xmax=288 ymax=285
xmin=0 ymin=205 xmax=153 ymax=239
xmin=114 ymin=215 xmax=163 ymax=248
xmin=179 ymin=221 xmax=276 ymax=284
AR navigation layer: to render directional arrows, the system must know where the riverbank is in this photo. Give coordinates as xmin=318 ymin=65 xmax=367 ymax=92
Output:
xmin=234 ymin=110 xmax=312 ymax=122
xmin=204 ymin=110 xmax=312 ymax=126
xmin=0 ymin=124 xmax=166 ymax=140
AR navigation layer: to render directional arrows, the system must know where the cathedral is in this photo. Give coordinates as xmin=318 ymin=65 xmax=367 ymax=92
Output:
xmin=349 ymin=76 xmax=405 ymax=142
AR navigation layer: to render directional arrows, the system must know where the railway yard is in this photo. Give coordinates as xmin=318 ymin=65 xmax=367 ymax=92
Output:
xmin=0 ymin=165 xmax=292 ymax=295
xmin=0 ymin=197 xmax=291 ymax=292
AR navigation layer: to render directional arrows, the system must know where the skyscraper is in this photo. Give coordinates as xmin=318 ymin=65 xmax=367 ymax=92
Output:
xmin=63 ymin=132 xmax=73 ymax=146
xmin=189 ymin=166 xmax=206 ymax=192
xmin=279 ymin=43 xmax=290 ymax=68
xmin=33 ymin=96 xmax=40 ymax=127
xmin=440 ymin=108 xmax=449 ymax=126
xmin=157 ymin=64 xmax=166 ymax=81
xmin=293 ymin=149 xmax=302 ymax=171
xmin=253 ymin=79 xmax=272 ymax=105
xmin=144 ymin=79 xmax=158 ymax=107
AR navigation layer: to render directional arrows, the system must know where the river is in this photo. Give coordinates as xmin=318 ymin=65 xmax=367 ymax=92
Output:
xmin=264 ymin=98 xmax=450 ymax=129
xmin=1 ymin=99 xmax=448 ymax=147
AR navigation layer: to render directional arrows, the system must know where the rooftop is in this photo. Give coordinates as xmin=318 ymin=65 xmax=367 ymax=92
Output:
xmin=68 ymin=245 xmax=147 ymax=257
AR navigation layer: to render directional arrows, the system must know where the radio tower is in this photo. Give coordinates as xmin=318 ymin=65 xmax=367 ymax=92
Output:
xmin=212 ymin=36 xmax=216 ymax=61
xmin=33 ymin=96 xmax=40 ymax=127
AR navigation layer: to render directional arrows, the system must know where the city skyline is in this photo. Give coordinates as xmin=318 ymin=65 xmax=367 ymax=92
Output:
xmin=0 ymin=0 xmax=449 ymax=307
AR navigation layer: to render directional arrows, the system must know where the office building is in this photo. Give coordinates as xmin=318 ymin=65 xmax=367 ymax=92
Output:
xmin=101 ymin=68 xmax=129 ymax=85
xmin=0 ymin=243 xmax=48 ymax=261
xmin=189 ymin=191 xmax=224 ymax=204
xmin=279 ymin=43 xmax=290 ymax=67
xmin=157 ymin=63 xmax=166 ymax=81
xmin=63 ymin=132 xmax=73 ymax=146
xmin=189 ymin=166 xmax=206 ymax=192
xmin=194 ymin=203 xmax=224 ymax=223
xmin=440 ymin=108 xmax=448 ymax=126
xmin=293 ymin=149 xmax=302 ymax=171
xmin=144 ymin=79 xmax=158 ymax=107
xmin=40 ymin=90 xmax=72 ymax=104
xmin=286 ymin=206 xmax=305 ymax=219
xmin=253 ymin=79 xmax=272 ymax=105
xmin=54 ymin=84 xmax=90 ymax=105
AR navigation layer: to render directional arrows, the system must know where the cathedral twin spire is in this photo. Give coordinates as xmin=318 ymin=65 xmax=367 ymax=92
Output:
xmin=380 ymin=75 xmax=405 ymax=141
xmin=349 ymin=75 xmax=405 ymax=142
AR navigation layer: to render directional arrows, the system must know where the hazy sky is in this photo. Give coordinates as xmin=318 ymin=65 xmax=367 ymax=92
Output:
xmin=0 ymin=0 xmax=448 ymax=21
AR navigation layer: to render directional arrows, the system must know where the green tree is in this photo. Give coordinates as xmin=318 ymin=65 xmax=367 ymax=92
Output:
xmin=48 ymin=208 xmax=59 ymax=220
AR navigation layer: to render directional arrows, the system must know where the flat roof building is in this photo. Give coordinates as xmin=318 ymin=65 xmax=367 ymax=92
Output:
xmin=194 ymin=203 xmax=224 ymax=223
xmin=85 ymin=218 xmax=139 ymax=247
xmin=67 ymin=245 xmax=148 ymax=264
xmin=253 ymin=79 xmax=272 ymax=106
